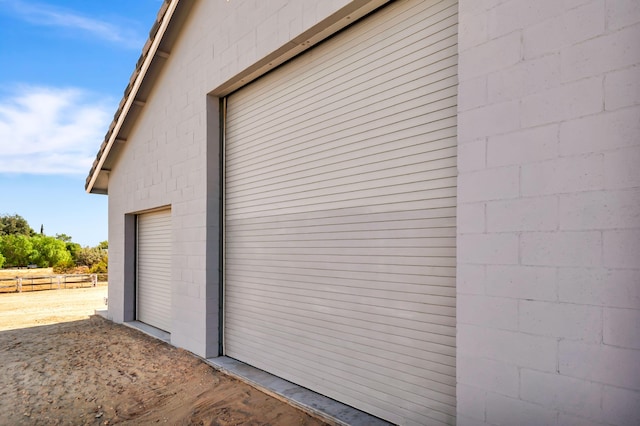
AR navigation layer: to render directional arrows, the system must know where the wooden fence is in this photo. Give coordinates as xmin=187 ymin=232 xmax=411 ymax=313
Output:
xmin=0 ymin=274 xmax=108 ymax=293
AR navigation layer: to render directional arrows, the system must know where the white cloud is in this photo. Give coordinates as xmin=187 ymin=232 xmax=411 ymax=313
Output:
xmin=0 ymin=0 xmax=146 ymax=49
xmin=0 ymin=86 xmax=112 ymax=175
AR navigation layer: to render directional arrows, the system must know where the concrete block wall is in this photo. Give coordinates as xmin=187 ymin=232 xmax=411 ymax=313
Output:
xmin=457 ymin=1 xmax=640 ymax=425
xmin=107 ymin=0 xmax=355 ymax=358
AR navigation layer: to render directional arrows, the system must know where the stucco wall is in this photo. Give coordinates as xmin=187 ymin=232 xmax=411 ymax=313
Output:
xmin=107 ymin=0 xmax=357 ymax=358
xmin=456 ymin=1 xmax=640 ymax=424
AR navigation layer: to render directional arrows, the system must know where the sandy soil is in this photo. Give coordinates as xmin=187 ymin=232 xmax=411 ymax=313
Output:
xmin=0 ymin=288 xmax=327 ymax=425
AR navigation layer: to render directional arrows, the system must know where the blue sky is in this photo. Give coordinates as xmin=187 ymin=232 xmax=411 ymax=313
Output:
xmin=0 ymin=0 xmax=162 ymax=246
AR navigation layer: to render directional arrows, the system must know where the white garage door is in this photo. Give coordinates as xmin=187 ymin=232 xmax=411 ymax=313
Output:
xmin=137 ymin=209 xmax=172 ymax=333
xmin=224 ymin=0 xmax=457 ymax=424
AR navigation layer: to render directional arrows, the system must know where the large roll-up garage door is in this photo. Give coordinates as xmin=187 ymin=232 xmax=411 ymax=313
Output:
xmin=224 ymin=0 xmax=457 ymax=424
xmin=137 ymin=209 xmax=172 ymax=333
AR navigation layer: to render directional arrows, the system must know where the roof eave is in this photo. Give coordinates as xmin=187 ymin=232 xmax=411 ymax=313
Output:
xmin=85 ymin=0 xmax=179 ymax=194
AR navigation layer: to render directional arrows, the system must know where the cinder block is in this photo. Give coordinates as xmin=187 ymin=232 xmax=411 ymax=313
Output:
xmin=605 ymin=145 xmax=640 ymax=189
xmin=458 ymin=233 xmax=520 ymax=265
xmin=456 ymin=415 xmax=489 ymax=426
xmin=520 ymin=369 xmax=604 ymax=421
xmin=519 ymin=300 xmax=602 ymax=342
xmin=457 ymin=264 xmax=486 ymax=295
xmin=557 ymin=413 xmax=607 ymax=426
xmin=559 ymin=189 xmax=640 ymax=230
xmin=458 ymin=294 xmax=519 ymax=331
xmin=520 ymin=231 xmax=602 ymax=267
xmin=486 ymin=265 xmax=557 ymax=301
xmin=458 ymin=138 xmax=487 ymax=172
xmin=561 ymin=24 xmax=640 ymax=82
xmin=605 ymin=66 xmax=640 ymax=110
xmin=458 ymin=202 xmax=486 ymax=234
xmin=558 ymin=268 xmax=640 ymax=309
xmin=485 ymin=393 xmax=558 ymax=426
xmin=458 ymin=166 xmax=520 ymax=202
xmin=487 ymin=0 xmax=568 ymax=40
xmin=459 ymin=76 xmax=488 ymax=112
xmin=559 ymin=107 xmax=640 ymax=156
xmin=606 ymin=0 xmax=640 ymax=31
xmin=458 ymin=9 xmax=488 ymax=52
xmin=487 ymin=124 xmax=558 ymax=167
xmin=604 ymin=308 xmax=640 ymax=350
xmin=458 ymin=356 xmax=519 ymax=397
xmin=457 ymin=325 xmax=558 ymax=372
xmin=456 ymin=383 xmax=486 ymax=422
xmin=520 ymin=77 xmax=603 ymax=127
xmin=458 ymin=32 xmax=521 ymax=81
xmin=523 ymin=1 xmax=605 ymax=59
xmin=187 ymin=283 xmax=201 ymax=299
xmin=458 ymin=101 xmax=521 ymax=142
xmin=487 ymin=54 xmax=561 ymax=103
xmin=603 ymin=385 xmax=640 ymax=425
xmin=603 ymin=229 xmax=640 ymax=268
xmin=559 ymin=340 xmax=640 ymax=389
xmin=521 ymin=155 xmax=604 ymax=196
xmin=486 ymin=196 xmax=558 ymax=232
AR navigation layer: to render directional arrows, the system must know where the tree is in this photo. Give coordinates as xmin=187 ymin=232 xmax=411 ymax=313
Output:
xmin=30 ymin=235 xmax=72 ymax=268
xmin=66 ymin=241 xmax=82 ymax=262
xmin=0 ymin=214 xmax=34 ymax=237
xmin=90 ymin=254 xmax=108 ymax=273
xmin=0 ymin=252 xmax=5 ymax=269
xmin=98 ymin=240 xmax=108 ymax=250
xmin=0 ymin=234 xmax=35 ymax=267
xmin=55 ymin=233 xmax=73 ymax=242
xmin=75 ymin=246 xmax=106 ymax=268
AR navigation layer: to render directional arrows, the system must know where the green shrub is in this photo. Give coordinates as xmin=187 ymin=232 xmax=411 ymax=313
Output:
xmin=89 ymin=256 xmax=108 ymax=274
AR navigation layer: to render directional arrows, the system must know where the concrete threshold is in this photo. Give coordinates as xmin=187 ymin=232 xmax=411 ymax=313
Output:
xmin=206 ymin=356 xmax=392 ymax=426
xmin=93 ymin=311 xmax=169 ymax=344
xmin=123 ymin=320 xmax=171 ymax=343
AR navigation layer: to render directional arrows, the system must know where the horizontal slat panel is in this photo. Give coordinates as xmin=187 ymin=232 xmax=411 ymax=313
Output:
xmin=225 ymin=319 xmax=457 ymax=409
xmin=228 ymin=1 xmax=458 ymax=127
xmin=226 ymin=113 xmax=457 ymax=183
xmin=226 ymin=285 xmax=456 ymax=329
xmin=225 ymin=0 xmax=457 ymax=424
xmin=224 ymin=329 xmax=454 ymax=426
xmin=226 ymin=127 xmax=457 ymax=190
xmin=225 ymin=297 xmax=456 ymax=370
xmin=226 ymin=190 xmax=457 ymax=219
xmin=137 ymin=209 xmax=172 ymax=332
xmin=225 ymin=310 xmax=456 ymax=396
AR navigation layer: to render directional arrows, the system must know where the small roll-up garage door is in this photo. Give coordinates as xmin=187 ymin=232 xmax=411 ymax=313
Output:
xmin=224 ymin=0 xmax=457 ymax=424
xmin=137 ymin=209 xmax=172 ymax=333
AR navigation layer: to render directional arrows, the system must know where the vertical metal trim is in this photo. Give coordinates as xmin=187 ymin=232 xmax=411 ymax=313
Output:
xmin=218 ymin=96 xmax=227 ymax=356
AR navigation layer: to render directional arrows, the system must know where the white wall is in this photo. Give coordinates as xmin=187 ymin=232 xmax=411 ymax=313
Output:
xmin=457 ymin=0 xmax=640 ymax=424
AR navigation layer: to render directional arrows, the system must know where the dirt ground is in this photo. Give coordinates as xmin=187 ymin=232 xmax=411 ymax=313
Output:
xmin=0 ymin=288 xmax=328 ymax=425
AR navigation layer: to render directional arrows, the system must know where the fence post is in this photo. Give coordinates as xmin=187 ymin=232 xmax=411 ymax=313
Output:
xmin=17 ymin=277 xmax=22 ymax=293
xmin=57 ymin=275 xmax=62 ymax=290
xmin=91 ymin=274 xmax=97 ymax=287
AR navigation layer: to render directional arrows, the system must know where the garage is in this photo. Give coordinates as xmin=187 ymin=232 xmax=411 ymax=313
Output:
xmin=224 ymin=0 xmax=457 ymax=424
xmin=137 ymin=208 xmax=172 ymax=333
